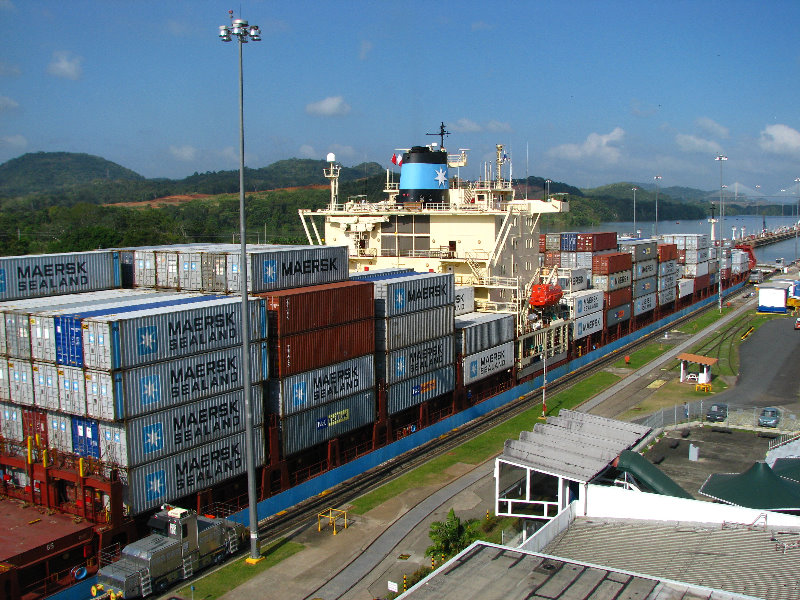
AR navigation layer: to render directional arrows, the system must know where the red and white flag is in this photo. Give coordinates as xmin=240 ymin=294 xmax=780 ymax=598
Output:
xmin=391 ymin=153 xmax=403 ymax=167
xmin=391 ymin=153 xmax=397 ymax=165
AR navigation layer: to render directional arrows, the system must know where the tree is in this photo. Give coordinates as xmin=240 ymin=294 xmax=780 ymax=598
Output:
xmin=425 ymin=509 xmax=480 ymax=560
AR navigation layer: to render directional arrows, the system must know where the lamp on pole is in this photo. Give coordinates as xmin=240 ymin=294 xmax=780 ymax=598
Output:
xmin=795 ymin=178 xmax=800 ymax=264
xmin=545 ymin=179 xmax=551 ymax=201
xmin=653 ymin=176 xmax=662 ymax=236
xmin=631 ymin=186 xmax=638 ymax=235
xmin=715 ymin=154 xmax=727 ymax=312
xmin=219 ymin=12 xmax=262 ymax=563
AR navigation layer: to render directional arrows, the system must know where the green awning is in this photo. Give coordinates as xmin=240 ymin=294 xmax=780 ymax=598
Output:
xmin=617 ymin=450 xmax=694 ymax=499
xmin=699 ymin=462 xmax=800 ymax=510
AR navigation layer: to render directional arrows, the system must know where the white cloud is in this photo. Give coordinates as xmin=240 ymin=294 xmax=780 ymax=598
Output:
xmin=298 ymin=144 xmax=316 ymax=158
xmin=0 ymin=95 xmax=18 ymax=111
xmin=169 ymin=145 xmax=197 ymax=161
xmin=47 ymin=51 xmax=83 ymax=80
xmin=759 ymin=124 xmax=800 ymax=155
xmin=675 ymin=133 xmax=722 ymax=154
xmin=548 ymin=128 xmax=625 ymax=164
xmin=1 ymin=134 xmax=27 ymax=150
xmin=695 ymin=117 xmax=729 ymax=138
xmin=359 ymin=40 xmax=373 ymax=60
xmin=306 ymin=96 xmax=351 ymax=117
xmin=486 ymin=120 xmax=512 ymax=133
xmin=450 ymin=118 xmax=482 ymax=133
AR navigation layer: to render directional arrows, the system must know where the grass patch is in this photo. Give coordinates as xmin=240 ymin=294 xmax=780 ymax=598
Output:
xmin=172 ymin=538 xmax=304 ymax=600
xmin=613 ymin=342 xmax=676 ymax=369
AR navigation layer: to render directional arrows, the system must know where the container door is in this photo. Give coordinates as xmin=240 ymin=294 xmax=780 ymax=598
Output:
xmin=58 ymin=366 xmax=87 ymax=416
xmin=85 ymin=371 xmax=115 ymax=421
xmin=8 ymin=359 xmax=34 ymax=406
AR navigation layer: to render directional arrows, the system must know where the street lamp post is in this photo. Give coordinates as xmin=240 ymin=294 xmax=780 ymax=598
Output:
xmin=715 ymin=154 xmax=727 ymax=312
xmin=653 ymin=176 xmax=662 ymax=237
xmin=545 ymin=179 xmax=551 ymax=201
xmin=219 ymin=13 xmax=262 ymax=563
xmin=795 ymin=178 xmax=800 ymax=264
xmin=631 ymin=186 xmax=638 ymax=235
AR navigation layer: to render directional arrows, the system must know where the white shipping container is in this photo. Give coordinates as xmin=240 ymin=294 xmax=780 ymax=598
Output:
xmin=678 ymin=279 xmax=695 ymax=298
xmin=557 ymin=268 xmax=589 ymax=292
xmin=662 ymin=233 xmax=710 ymax=250
xmin=454 ymin=286 xmax=475 ymax=316
xmin=683 ymin=248 xmax=710 ymax=264
xmin=463 ymin=341 xmax=514 ymax=385
xmin=633 ymin=293 xmax=657 ymax=316
xmin=46 ymin=411 xmax=72 ymax=452
xmin=32 ymin=362 xmax=59 ymax=410
xmin=0 ymin=364 xmax=9 ymax=401
xmin=683 ymin=261 xmax=709 ymax=278
xmin=562 ymin=289 xmax=603 ymax=319
xmin=591 ymin=271 xmax=631 ymax=292
xmin=455 ymin=312 xmax=515 ymax=356
xmin=575 ymin=252 xmax=594 ymax=270
xmin=0 ymin=401 xmax=23 ymax=441
xmin=58 ymin=366 xmax=86 ymax=415
xmin=8 ymin=359 xmax=33 ymax=406
xmin=573 ymin=312 xmax=603 ymax=340
xmin=559 ymin=252 xmax=578 ymax=269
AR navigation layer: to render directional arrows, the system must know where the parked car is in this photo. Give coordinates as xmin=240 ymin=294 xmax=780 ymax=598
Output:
xmin=758 ymin=407 xmax=781 ymax=428
xmin=705 ymin=403 xmax=728 ymax=422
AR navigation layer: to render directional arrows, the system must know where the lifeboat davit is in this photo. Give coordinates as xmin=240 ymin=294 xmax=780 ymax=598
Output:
xmin=529 ymin=284 xmax=563 ymax=307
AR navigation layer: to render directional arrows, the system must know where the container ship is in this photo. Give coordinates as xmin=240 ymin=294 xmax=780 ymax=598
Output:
xmin=0 ymin=136 xmax=752 ymax=600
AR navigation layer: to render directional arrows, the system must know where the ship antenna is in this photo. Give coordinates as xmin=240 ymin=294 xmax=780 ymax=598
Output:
xmin=426 ymin=122 xmax=450 ymax=150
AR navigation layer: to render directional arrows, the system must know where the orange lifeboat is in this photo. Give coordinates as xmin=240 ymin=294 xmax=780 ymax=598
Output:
xmin=529 ymin=284 xmax=563 ymax=307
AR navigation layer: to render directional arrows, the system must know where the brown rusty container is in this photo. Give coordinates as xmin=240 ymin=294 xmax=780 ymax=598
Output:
xmin=269 ymin=318 xmax=375 ymax=379
xmin=259 ymin=280 xmax=374 ymax=338
xmin=658 ymin=243 xmax=678 ymax=262
xmin=538 ymin=234 xmax=546 ymax=253
xmin=576 ymin=231 xmax=617 ymax=252
xmin=592 ymin=252 xmax=632 ymax=275
xmin=543 ymin=251 xmax=561 ymax=267
xmin=604 ymin=287 xmax=632 ymax=308
xmin=22 ymin=408 xmax=48 ymax=447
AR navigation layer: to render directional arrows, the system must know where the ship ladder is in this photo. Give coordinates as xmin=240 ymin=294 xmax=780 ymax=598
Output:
xmin=139 ymin=568 xmax=152 ymax=597
xmin=182 ymin=554 xmax=194 ymax=579
xmin=226 ymin=529 xmax=239 ymax=554
xmin=465 ymin=256 xmax=484 ymax=281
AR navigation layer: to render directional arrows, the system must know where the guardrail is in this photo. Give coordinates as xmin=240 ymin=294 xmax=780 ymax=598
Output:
xmin=635 ymin=401 xmax=798 ymax=434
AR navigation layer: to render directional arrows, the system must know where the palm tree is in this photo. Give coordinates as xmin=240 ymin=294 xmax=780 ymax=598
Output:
xmin=425 ymin=508 xmax=480 ymax=560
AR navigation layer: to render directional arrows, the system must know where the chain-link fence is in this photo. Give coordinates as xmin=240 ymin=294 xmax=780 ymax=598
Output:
xmin=634 ymin=400 xmax=799 ymax=433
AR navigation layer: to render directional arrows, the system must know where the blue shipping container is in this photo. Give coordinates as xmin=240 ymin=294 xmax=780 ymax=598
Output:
xmin=71 ymin=416 xmax=100 ymax=458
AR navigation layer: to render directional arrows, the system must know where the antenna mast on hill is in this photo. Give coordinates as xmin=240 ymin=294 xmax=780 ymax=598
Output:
xmin=427 ymin=122 xmax=450 ymax=150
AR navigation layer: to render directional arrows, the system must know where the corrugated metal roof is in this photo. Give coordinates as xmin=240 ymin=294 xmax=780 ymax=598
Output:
xmin=499 ymin=409 xmax=650 ymax=483
xmin=676 ymin=352 xmax=718 ymax=366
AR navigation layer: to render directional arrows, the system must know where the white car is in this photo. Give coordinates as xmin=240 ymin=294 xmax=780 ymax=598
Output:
xmin=686 ymin=373 xmax=699 ymax=382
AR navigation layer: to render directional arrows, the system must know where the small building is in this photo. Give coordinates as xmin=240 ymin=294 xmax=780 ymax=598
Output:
xmin=676 ymin=352 xmax=717 ymax=384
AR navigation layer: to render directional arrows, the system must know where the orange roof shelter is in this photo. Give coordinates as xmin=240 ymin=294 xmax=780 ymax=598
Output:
xmin=677 ymin=352 xmax=718 ymax=384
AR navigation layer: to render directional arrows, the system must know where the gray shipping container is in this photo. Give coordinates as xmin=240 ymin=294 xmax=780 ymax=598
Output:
xmin=98 ymin=386 xmax=263 ymax=468
xmin=32 ymin=362 xmax=60 ymax=410
xmin=247 ymin=245 xmax=349 ymax=293
xmin=0 ymin=401 xmax=23 ymax=441
xmin=280 ymin=389 xmax=376 ymax=457
xmin=376 ymin=335 xmax=455 ymax=385
xmin=58 ymin=365 xmax=86 ymax=415
xmin=373 ymin=272 xmax=455 ymax=318
xmin=658 ymin=287 xmax=677 ymax=305
xmin=123 ymin=429 xmax=264 ymax=515
xmin=0 ymin=250 xmax=120 ymax=302
xmin=387 ymin=366 xmax=455 ymax=415
xmin=46 ymin=411 xmax=73 ymax=452
xmin=658 ymin=260 xmax=678 ymax=277
xmin=605 ymin=303 xmax=631 ymax=327
xmin=463 ymin=341 xmax=514 ymax=385
xmin=85 ymin=343 xmax=267 ymax=421
xmin=454 ymin=286 xmax=475 ymax=316
xmin=632 ymin=259 xmax=657 ymax=280
xmin=590 ymin=271 xmax=631 ymax=292
xmin=633 ymin=293 xmax=657 ymax=316
xmin=375 ymin=305 xmax=455 ymax=352
xmin=268 ymin=354 xmax=375 ymax=418
xmin=82 ymin=296 xmax=266 ymax=371
xmin=618 ymin=240 xmax=657 ymax=262
xmin=632 ymin=276 xmax=657 ymax=299
xmin=455 ymin=312 xmax=515 ymax=356
xmin=0 ymin=363 xmax=8 ymax=401
xmin=658 ymin=273 xmax=678 ymax=291
xmin=8 ymin=358 xmax=34 ymax=406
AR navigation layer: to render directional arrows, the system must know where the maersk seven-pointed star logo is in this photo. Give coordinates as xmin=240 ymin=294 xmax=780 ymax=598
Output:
xmin=395 ymin=356 xmax=406 ymax=378
xmin=146 ymin=470 xmax=166 ymax=501
xmin=434 ymin=167 xmax=447 ymax=188
xmin=470 ymin=360 xmax=478 ymax=378
xmin=292 ymin=382 xmax=307 ymax=408
xmin=263 ymin=260 xmax=278 ymax=283
xmin=140 ymin=374 xmax=161 ymax=405
xmin=142 ymin=422 xmax=164 ymax=454
xmin=137 ymin=325 xmax=159 ymax=355
xmin=394 ymin=288 xmax=406 ymax=310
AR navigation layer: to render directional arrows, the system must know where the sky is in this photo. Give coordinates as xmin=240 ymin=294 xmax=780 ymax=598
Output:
xmin=3 ymin=0 xmax=800 ymax=198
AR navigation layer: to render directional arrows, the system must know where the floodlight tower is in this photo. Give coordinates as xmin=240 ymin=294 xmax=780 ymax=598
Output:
xmin=715 ymin=154 xmax=727 ymax=312
xmin=324 ymin=153 xmax=340 ymax=210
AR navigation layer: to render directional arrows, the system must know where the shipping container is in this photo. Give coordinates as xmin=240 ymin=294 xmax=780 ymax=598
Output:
xmin=32 ymin=362 xmax=59 ymax=410
xmin=270 ymin=319 xmax=374 ymax=379
xmin=605 ymin=303 xmax=631 ymax=327
xmin=0 ymin=401 xmax=23 ymax=441
xmin=560 ymin=232 xmax=579 ymax=252
xmin=123 ymin=429 xmax=264 ymax=515
xmin=46 ymin=411 xmax=72 ymax=453
xmin=22 ymin=408 xmax=47 ymax=448
xmin=632 ymin=276 xmax=657 ymax=299
xmin=260 ymin=280 xmax=373 ymax=338
xmin=658 ymin=273 xmax=678 ymax=292
xmin=375 ymin=305 xmax=455 ymax=352
xmin=538 ymin=234 xmax=546 ymax=253
xmin=246 ymin=245 xmax=349 ymax=293
xmin=632 ymin=259 xmax=657 ymax=280
xmin=349 ymin=267 xmax=414 ymax=281
xmin=280 ymin=389 xmax=375 ymax=457
xmin=454 ymin=286 xmax=475 ymax=316
xmin=0 ymin=250 xmax=120 ymax=302
xmin=657 ymin=244 xmax=678 ymax=262
xmin=559 ymin=252 xmax=577 ymax=269
xmin=268 ymin=354 xmax=375 ymax=417
xmin=82 ymin=296 xmax=266 ymax=371
xmin=462 ymin=341 xmax=514 ymax=385
xmin=71 ymin=416 xmax=100 ymax=458
xmin=562 ymin=290 xmax=603 ymax=319
xmin=591 ymin=252 xmax=632 ymax=276
xmin=658 ymin=260 xmax=678 ymax=277
xmin=683 ymin=262 xmax=709 ymax=278
xmin=543 ymin=251 xmax=560 ymax=267
xmin=8 ymin=358 xmax=34 ymax=406
xmin=758 ymin=284 xmax=789 ymax=313
xmin=372 ymin=272 xmax=454 ymax=318
xmin=557 ymin=268 xmax=588 ymax=292
xmin=575 ymin=252 xmax=594 ymax=270
xmin=632 ymin=293 xmax=657 ymax=316
xmin=603 ymin=288 xmax=632 ymax=309
xmin=545 ymin=233 xmax=561 ymax=251
xmin=376 ymin=335 xmax=455 ymax=385
xmin=387 ymin=366 xmax=455 ymax=416
xmin=662 ymin=233 xmax=710 ymax=250
xmin=58 ymin=366 xmax=86 ymax=416
xmin=618 ymin=239 xmax=657 ymax=262
xmin=573 ymin=312 xmax=604 ymax=340
xmin=455 ymin=312 xmax=515 ymax=356
xmin=85 ymin=343 xmax=267 ymax=421
xmin=591 ymin=270 xmax=631 ymax=292
xmin=658 ymin=287 xmax=677 ymax=305
xmin=98 ymin=387 xmax=263 ymax=468
xmin=0 ymin=363 xmax=8 ymax=401
xmin=677 ymin=279 xmax=694 ymax=298
xmin=576 ymin=232 xmax=617 ymax=252
xmin=680 ymin=248 xmax=710 ymax=264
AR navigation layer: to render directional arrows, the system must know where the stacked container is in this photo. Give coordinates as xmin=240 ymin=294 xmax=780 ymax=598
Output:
xmin=562 ymin=289 xmax=604 ymax=339
xmin=619 ymin=239 xmax=657 ymax=317
xmin=372 ymin=273 xmax=456 ymax=414
xmin=592 ymin=251 xmax=632 ymax=327
xmin=455 ymin=311 xmax=515 ymax=386
xmin=656 ymin=243 xmax=679 ymax=306
xmin=260 ymin=280 xmax=376 ymax=456
xmin=663 ymin=233 xmax=711 ymax=295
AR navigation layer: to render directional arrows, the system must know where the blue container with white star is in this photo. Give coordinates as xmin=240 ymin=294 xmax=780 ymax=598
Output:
xmin=397 ymin=146 xmax=449 ymax=205
xmin=372 ymin=272 xmax=455 ymax=318
xmin=98 ymin=386 xmax=263 ymax=469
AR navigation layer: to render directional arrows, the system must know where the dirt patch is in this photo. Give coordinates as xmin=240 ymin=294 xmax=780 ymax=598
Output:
xmin=108 ymin=194 xmax=213 ymax=208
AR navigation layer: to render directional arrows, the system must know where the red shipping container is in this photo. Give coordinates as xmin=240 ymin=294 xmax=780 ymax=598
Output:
xmin=269 ymin=318 xmax=375 ymax=379
xmin=657 ymin=243 xmax=678 ymax=262
xmin=539 ymin=234 xmax=546 ymax=253
xmin=676 ymin=249 xmax=686 ymax=264
xmin=22 ymin=409 xmax=48 ymax=447
xmin=694 ymin=274 xmax=710 ymax=292
xmin=592 ymin=252 xmax=632 ymax=275
xmin=259 ymin=280 xmax=374 ymax=337
xmin=544 ymin=251 xmax=561 ymax=267
xmin=604 ymin=287 xmax=632 ymax=308
xmin=577 ymin=231 xmax=617 ymax=252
